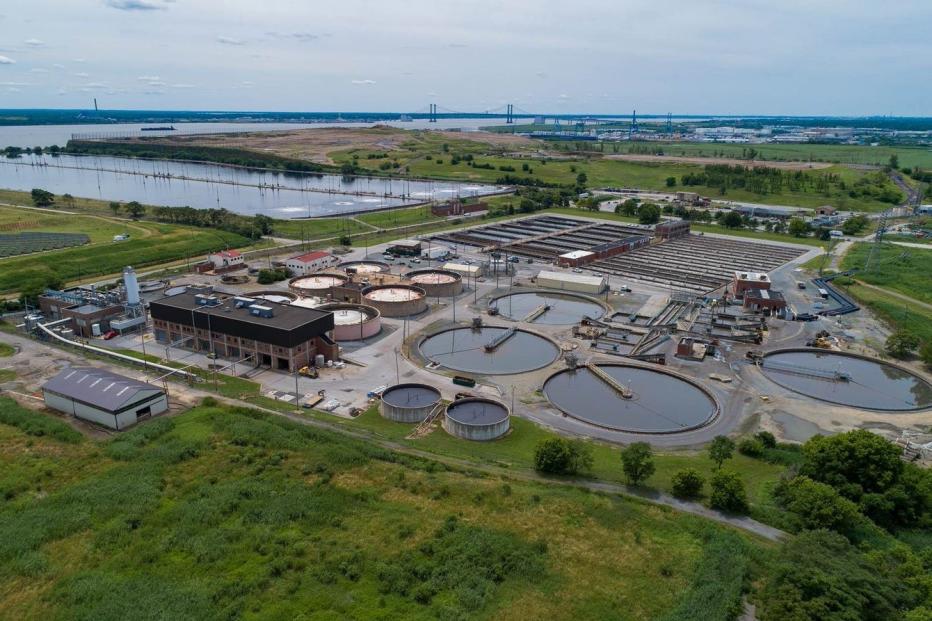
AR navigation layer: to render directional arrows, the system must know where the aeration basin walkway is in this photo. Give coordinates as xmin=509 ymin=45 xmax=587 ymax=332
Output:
xmin=586 ymin=362 xmax=634 ymax=398
xmin=484 ymin=327 xmax=517 ymax=352
xmin=761 ymin=360 xmax=851 ymax=382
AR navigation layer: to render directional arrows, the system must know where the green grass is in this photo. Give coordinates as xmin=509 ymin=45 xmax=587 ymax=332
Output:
xmin=0 ymin=342 xmax=13 ymax=357
xmin=0 ymin=396 xmax=83 ymax=444
xmin=0 ymin=220 xmax=251 ymax=295
xmin=841 ymin=242 xmax=932 ymax=305
xmin=841 ymin=282 xmax=932 ymax=344
xmin=306 ymin=406 xmax=786 ymax=511
xmin=0 ymin=403 xmax=767 ymax=620
xmin=0 ymin=369 xmax=15 ymax=382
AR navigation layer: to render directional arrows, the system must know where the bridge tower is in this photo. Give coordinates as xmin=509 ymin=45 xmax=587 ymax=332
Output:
xmin=629 ymin=109 xmax=639 ymax=138
xmin=428 ymin=103 xmax=437 ymax=123
xmin=506 ymin=103 xmax=514 ymax=124
xmin=666 ymin=112 xmax=673 ymax=135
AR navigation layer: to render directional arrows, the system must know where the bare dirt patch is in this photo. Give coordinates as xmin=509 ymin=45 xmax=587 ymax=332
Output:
xmin=138 ymin=126 xmax=536 ymax=165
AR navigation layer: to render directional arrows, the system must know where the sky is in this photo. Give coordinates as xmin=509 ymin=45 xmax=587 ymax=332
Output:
xmin=0 ymin=0 xmax=930 ymax=116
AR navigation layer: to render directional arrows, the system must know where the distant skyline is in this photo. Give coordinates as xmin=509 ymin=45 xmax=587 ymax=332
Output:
xmin=1 ymin=0 xmax=930 ymax=116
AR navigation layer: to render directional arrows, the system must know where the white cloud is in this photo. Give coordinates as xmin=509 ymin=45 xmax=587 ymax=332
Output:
xmin=104 ymin=0 xmax=167 ymax=10
xmin=0 ymin=81 xmax=30 ymax=87
xmin=30 ymin=68 xmax=48 ymax=73
xmin=558 ymin=93 xmax=570 ymax=99
xmin=73 ymin=72 xmax=89 ymax=78
xmin=0 ymin=55 xmax=15 ymax=65
xmin=170 ymin=83 xmax=195 ymax=88
xmin=72 ymin=58 xmax=86 ymax=63
xmin=25 ymin=38 xmax=44 ymax=47
xmin=217 ymin=36 xmax=246 ymax=46
xmin=7 ymin=87 xmax=20 ymax=92
xmin=137 ymin=75 xmax=160 ymax=81
xmin=351 ymin=79 xmax=376 ymax=85
xmin=52 ymin=63 xmax=65 ymax=69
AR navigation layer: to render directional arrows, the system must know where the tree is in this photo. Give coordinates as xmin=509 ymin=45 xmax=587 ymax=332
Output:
xmin=30 ymin=188 xmax=55 ymax=207
xmin=108 ymin=201 xmax=121 ymax=216
xmin=738 ymin=437 xmax=765 ymax=458
xmin=665 ymin=176 xmax=676 ymax=187
xmin=889 ymin=154 xmax=899 ymax=170
xmin=533 ymin=438 xmax=592 ymax=475
xmin=62 ymin=193 xmax=75 ymax=209
xmin=620 ymin=442 xmax=655 ymax=486
xmin=841 ymin=214 xmax=869 ymax=236
xmin=709 ymin=470 xmax=748 ymax=513
xmin=616 ymin=198 xmax=639 ymax=217
xmin=773 ymin=476 xmax=862 ymax=535
xmin=339 ymin=234 xmax=352 ymax=246
xmin=671 ymin=468 xmax=704 ymax=498
xmin=800 ymin=430 xmax=903 ymax=502
xmin=721 ymin=211 xmax=743 ymax=229
xmin=756 ymin=430 xmax=777 ymax=448
xmin=637 ymin=203 xmax=661 ymax=225
xmin=125 ymin=201 xmax=145 ymax=219
xmin=788 ymin=218 xmax=811 ymax=237
xmin=885 ymin=331 xmax=920 ymax=359
xmin=920 ymin=341 xmax=932 ymax=369
xmin=575 ymin=172 xmax=587 ymax=186
xmin=708 ymin=435 xmax=735 ymax=469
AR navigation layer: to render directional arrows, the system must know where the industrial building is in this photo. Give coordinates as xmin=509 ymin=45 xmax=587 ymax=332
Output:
xmin=206 ymin=250 xmax=244 ymax=271
xmin=743 ymin=289 xmax=787 ymax=314
xmin=386 ymin=239 xmax=422 ymax=256
xmin=42 ymin=367 xmax=168 ymax=430
xmin=733 ymin=271 xmax=772 ymax=296
xmin=431 ymin=198 xmax=488 ymax=217
xmin=149 ymin=292 xmax=337 ymax=371
xmin=37 ymin=266 xmax=146 ymax=337
xmin=284 ymin=250 xmax=338 ymax=276
xmin=535 ymin=270 xmax=607 ymax=294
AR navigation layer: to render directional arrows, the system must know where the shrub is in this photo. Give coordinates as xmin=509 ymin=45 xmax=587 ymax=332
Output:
xmin=709 ymin=470 xmax=748 ymax=513
xmin=885 ymin=331 xmax=920 ymax=358
xmin=620 ymin=442 xmax=655 ymax=486
xmin=708 ymin=435 xmax=735 ymax=469
xmin=0 ymin=397 xmax=82 ymax=444
xmin=533 ymin=437 xmax=593 ymax=475
xmin=755 ymin=430 xmax=777 ymax=448
xmin=773 ymin=476 xmax=862 ymax=535
xmin=738 ymin=437 xmax=765 ymax=458
xmin=671 ymin=469 xmax=705 ymax=499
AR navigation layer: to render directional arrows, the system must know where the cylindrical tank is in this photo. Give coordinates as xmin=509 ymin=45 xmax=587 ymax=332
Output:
xmin=361 ymin=284 xmax=427 ymax=317
xmin=316 ymin=302 xmax=382 ymax=341
xmin=123 ymin=266 xmax=140 ymax=305
xmin=245 ymin=290 xmax=298 ymax=304
xmin=315 ymin=354 xmax=325 ymax=367
xmin=340 ymin=260 xmax=390 ymax=275
xmin=405 ymin=268 xmax=464 ymax=298
xmin=380 ymin=383 xmax=442 ymax=422
xmin=289 ymin=273 xmax=349 ymax=297
xmin=443 ymin=397 xmax=510 ymax=441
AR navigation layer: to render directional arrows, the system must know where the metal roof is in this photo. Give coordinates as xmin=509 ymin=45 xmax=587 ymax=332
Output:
xmin=43 ymin=367 xmax=163 ymax=413
xmin=537 ymin=270 xmax=605 ymax=287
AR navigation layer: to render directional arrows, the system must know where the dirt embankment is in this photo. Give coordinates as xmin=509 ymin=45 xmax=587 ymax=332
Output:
xmin=132 ymin=126 xmax=536 ymax=165
xmin=603 ymin=153 xmax=834 ymax=170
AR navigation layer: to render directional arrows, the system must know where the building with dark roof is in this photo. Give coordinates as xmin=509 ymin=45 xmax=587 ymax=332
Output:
xmin=148 ymin=292 xmax=338 ymax=371
xmin=42 ymin=367 xmax=168 ymax=430
xmin=742 ymin=288 xmax=786 ymax=314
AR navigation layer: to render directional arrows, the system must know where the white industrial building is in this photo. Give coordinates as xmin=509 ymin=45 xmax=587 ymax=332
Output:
xmin=284 ymin=250 xmax=339 ymax=276
xmin=442 ymin=262 xmax=484 ymax=278
xmin=535 ymin=270 xmax=606 ymax=294
xmin=42 ymin=367 xmax=168 ymax=430
xmin=207 ymin=250 xmax=244 ymax=270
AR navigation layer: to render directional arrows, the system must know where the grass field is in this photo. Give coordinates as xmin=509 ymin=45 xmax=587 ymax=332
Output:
xmin=841 ymin=282 xmax=932 ymax=345
xmin=0 ymin=399 xmax=764 ymax=620
xmin=0 ymin=217 xmax=252 ymax=295
xmin=0 ymin=342 xmax=14 ymax=357
xmin=841 ymin=242 xmax=932 ymax=305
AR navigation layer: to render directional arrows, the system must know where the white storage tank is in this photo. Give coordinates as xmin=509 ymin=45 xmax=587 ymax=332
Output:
xmin=443 ymin=397 xmax=510 ymax=441
xmin=380 ymin=383 xmax=442 ymax=423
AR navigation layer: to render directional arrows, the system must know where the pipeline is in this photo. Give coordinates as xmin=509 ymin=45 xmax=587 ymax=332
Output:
xmin=36 ymin=321 xmax=199 ymax=381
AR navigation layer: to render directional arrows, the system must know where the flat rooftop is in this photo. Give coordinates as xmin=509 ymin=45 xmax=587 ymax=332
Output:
xmin=150 ymin=292 xmax=330 ymax=331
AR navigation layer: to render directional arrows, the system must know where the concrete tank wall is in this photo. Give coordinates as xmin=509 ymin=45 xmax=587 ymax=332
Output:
xmin=288 ymin=273 xmax=349 ymax=297
xmin=362 ymin=284 xmax=427 ymax=317
xmin=443 ymin=397 xmax=510 ymax=441
xmin=316 ymin=303 xmax=382 ymax=341
xmin=380 ymin=383 xmax=442 ymax=423
xmin=340 ymin=260 xmax=390 ymax=274
xmin=405 ymin=269 xmax=464 ymax=298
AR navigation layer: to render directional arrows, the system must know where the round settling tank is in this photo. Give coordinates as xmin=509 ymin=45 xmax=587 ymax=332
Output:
xmin=419 ymin=326 xmax=559 ymax=375
xmin=245 ymin=290 xmax=297 ymax=304
xmin=289 ymin=273 xmax=349 ymax=297
xmin=380 ymin=383 xmax=442 ymax=422
xmin=405 ymin=269 xmax=463 ymax=298
xmin=362 ymin=284 xmax=427 ymax=317
xmin=543 ymin=363 xmax=718 ymax=433
xmin=759 ymin=348 xmax=932 ymax=411
xmin=316 ymin=302 xmax=382 ymax=341
xmin=443 ymin=397 xmax=510 ymax=441
xmin=490 ymin=291 xmax=607 ymax=325
xmin=341 ymin=260 xmax=390 ymax=275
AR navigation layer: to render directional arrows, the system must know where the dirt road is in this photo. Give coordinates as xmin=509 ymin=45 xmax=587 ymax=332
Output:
xmin=604 ymin=153 xmax=834 ymax=170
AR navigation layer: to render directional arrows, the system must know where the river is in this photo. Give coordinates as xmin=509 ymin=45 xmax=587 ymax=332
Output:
xmin=0 ymin=154 xmax=506 ymax=218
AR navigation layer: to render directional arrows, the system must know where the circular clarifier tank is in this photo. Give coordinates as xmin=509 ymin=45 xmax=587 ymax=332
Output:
xmin=490 ymin=291 xmax=606 ymax=325
xmin=245 ymin=290 xmax=297 ymax=304
xmin=380 ymin=383 xmax=442 ymax=423
xmin=543 ymin=363 xmax=718 ymax=433
xmin=759 ymin=348 xmax=932 ymax=411
xmin=362 ymin=284 xmax=427 ymax=317
xmin=341 ymin=260 xmax=390 ymax=275
xmin=405 ymin=269 xmax=463 ymax=297
xmin=419 ymin=326 xmax=559 ymax=375
xmin=289 ymin=273 xmax=349 ymax=296
xmin=315 ymin=302 xmax=382 ymax=341
xmin=443 ymin=397 xmax=510 ymax=441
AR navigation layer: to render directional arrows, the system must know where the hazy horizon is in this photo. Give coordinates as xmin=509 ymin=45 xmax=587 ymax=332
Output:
xmin=1 ymin=0 xmax=930 ymax=116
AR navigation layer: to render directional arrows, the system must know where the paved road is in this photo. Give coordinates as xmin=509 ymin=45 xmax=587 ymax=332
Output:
xmin=0 ymin=329 xmax=786 ymax=543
